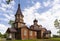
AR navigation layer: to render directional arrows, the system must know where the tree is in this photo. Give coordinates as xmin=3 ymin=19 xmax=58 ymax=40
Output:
xmin=8 ymin=20 xmax=14 ymax=27
xmin=53 ymin=35 xmax=60 ymax=38
xmin=54 ymin=19 xmax=60 ymax=36
xmin=0 ymin=33 xmax=2 ymax=37
xmin=3 ymin=33 xmax=7 ymax=38
xmin=0 ymin=33 xmax=6 ymax=38
xmin=54 ymin=19 xmax=59 ymax=28
xmin=6 ymin=0 xmax=13 ymax=4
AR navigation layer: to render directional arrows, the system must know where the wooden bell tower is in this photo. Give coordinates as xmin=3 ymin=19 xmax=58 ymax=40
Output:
xmin=14 ymin=0 xmax=25 ymax=28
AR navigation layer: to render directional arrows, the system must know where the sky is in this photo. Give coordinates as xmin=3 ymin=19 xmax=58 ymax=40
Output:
xmin=0 ymin=0 xmax=60 ymax=35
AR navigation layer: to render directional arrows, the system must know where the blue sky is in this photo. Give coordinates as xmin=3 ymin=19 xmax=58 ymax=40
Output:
xmin=0 ymin=0 xmax=60 ymax=36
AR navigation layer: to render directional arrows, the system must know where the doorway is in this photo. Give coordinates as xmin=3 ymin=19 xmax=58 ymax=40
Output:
xmin=37 ymin=30 xmax=41 ymax=39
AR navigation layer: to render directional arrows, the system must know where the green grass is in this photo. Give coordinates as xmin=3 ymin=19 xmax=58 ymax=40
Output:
xmin=14 ymin=38 xmax=60 ymax=41
xmin=1 ymin=38 xmax=60 ymax=41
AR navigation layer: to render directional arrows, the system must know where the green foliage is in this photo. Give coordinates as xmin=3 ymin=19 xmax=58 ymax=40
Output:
xmin=0 ymin=33 xmax=7 ymax=38
xmin=0 ymin=33 xmax=2 ymax=37
xmin=53 ymin=35 xmax=60 ymax=38
xmin=57 ymin=30 xmax=60 ymax=33
xmin=6 ymin=0 xmax=13 ymax=4
xmin=8 ymin=20 xmax=14 ymax=25
xmin=8 ymin=20 xmax=14 ymax=27
xmin=54 ymin=19 xmax=60 ymax=36
xmin=3 ymin=33 xmax=7 ymax=38
xmin=54 ymin=19 xmax=59 ymax=28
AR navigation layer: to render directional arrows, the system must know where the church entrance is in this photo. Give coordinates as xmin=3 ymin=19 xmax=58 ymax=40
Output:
xmin=15 ymin=29 xmax=21 ymax=39
xmin=37 ymin=30 xmax=41 ymax=39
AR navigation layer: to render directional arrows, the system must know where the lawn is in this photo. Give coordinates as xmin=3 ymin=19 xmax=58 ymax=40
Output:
xmin=13 ymin=38 xmax=60 ymax=41
xmin=1 ymin=38 xmax=60 ymax=41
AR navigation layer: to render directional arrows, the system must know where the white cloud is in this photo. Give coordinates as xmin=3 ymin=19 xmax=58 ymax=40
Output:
xmin=43 ymin=1 xmax=50 ymax=7
xmin=23 ymin=2 xmax=41 ymax=14
xmin=0 ymin=0 xmax=15 ymax=12
xmin=23 ymin=2 xmax=41 ymax=25
xmin=0 ymin=18 xmax=9 ymax=22
xmin=0 ymin=0 xmax=15 ymax=34
xmin=23 ymin=0 xmax=60 ymax=35
xmin=0 ymin=24 xmax=8 ymax=34
xmin=0 ymin=7 xmax=6 ymax=11
xmin=0 ymin=0 xmax=15 ymax=21
xmin=0 ymin=0 xmax=60 ymax=35
xmin=43 ymin=0 xmax=53 ymax=7
xmin=38 ymin=0 xmax=60 ymax=34
xmin=0 ymin=13 xmax=14 ymax=22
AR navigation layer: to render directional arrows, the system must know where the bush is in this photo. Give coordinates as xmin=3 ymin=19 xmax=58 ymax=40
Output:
xmin=53 ymin=35 xmax=60 ymax=38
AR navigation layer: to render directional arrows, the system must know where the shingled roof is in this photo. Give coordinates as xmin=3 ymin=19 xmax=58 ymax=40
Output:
xmin=15 ymin=4 xmax=24 ymax=17
xmin=44 ymin=30 xmax=51 ymax=34
xmin=6 ymin=28 xmax=17 ymax=33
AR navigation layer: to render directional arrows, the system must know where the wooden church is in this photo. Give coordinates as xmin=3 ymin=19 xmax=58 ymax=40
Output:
xmin=6 ymin=3 xmax=51 ymax=40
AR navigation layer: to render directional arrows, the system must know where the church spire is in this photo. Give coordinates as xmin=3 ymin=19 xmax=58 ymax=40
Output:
xmin=15 ymin=1 xmax=24 ymax=17
xmin=15 ymin=0 xmax=24 ymax=23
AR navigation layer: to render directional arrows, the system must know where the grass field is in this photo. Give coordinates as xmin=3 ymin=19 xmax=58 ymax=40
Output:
xmin=14 ymin=38 xmax=60 ymax=41
xmin=1 ymin=38 xmax=60 ymax=41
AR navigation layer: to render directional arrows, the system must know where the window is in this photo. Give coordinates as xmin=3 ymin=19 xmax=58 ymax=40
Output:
xmin=24 ymin=30 xmax=27 ymax=36
xmin=9 ymin=33 xmax=12 ymax=38
xmin=35 ymin=32 xmax=37 ymax=36
xmin=30 ymin=31 xmax=32 ymax=36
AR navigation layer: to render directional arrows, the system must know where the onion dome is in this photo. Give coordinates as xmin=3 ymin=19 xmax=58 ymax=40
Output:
xmin=33 ymin=19 xmax=38 ymax=22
